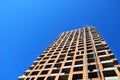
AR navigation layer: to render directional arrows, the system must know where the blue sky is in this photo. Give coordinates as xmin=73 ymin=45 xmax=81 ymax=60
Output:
xmin=0 ymin=0 xmax=120 ymax=80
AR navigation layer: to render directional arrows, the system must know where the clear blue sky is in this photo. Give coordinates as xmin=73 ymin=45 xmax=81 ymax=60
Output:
xmin=0 ymin=0 xmax=120 ymax=80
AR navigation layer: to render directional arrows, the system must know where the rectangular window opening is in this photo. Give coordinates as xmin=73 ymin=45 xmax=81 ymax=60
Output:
xmin=88 ymin=72 xmax=98 ymax=78
xmin=30 ymin=71 xmax=39 ymax=75
xmin=59 ymin=54 xmax=66 ymax=58
xmin=87 ymin=58 xmax=95 ymax=63
xmin=40 ymin=70 xmax=49 ymax=75
xmin=43 ymin=57 xmax=49 ymax=60
xmin=65 ymin=62 xmax=72 ymax=66
xmin=45 ymin=65 xmax=52 ymax=68
xmin=40 ymin=61 xmax=46 ymax=64
xmin=100 ymin=56 xmax=110 ymax=61
xmin=98 ymin=52 xmax=106 ymax=56
xmin=62 ymin=68 xmax=70 ymax=74
xmin=57 ymin=58 xmax=64 ymax=63
xmin=51 ymin=56 xmax=57 ymax=59
xmin=87 ymin=54 xmax=94 ymax=58
xmin=68 ymin=53 xmax=74 ymax=56
xmin=88 ymin=65 xmax=96 ymax=71
xmin=75 ymin=60 xmax=83 ymax=65
xmin=76 ymin=55 xmax=83 ymax=59
xmin=74 ymin=67 xmax=83 ymax=71
xmin=54 ymin=63 xmax=62 ymax=68
xmin=51 ymin=69 xmax=60 ymax=73
xmin=72 ymin=74 xmax=83 ymax=80
xmin=48 ymin=60 xmax=54 ymax=63
xmin=58 ymin=75 xmax=68 ymax=80
xmin=102 ymin=62 xmax=114 ymax=68
xmin=103 ymin=70 xmax=117 ymax=77
xmin=47 ymin=76 xmax=56 ymax=80
xmin=37 ymin=77 xmax=45 ymax=80
xmin=67 ymin=57 xmax=73 ymax=60
xmin=87 ymin=50 xmax=93 ymax=53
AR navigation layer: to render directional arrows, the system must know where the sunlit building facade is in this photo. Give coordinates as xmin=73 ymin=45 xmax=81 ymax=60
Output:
xmin=18 ymin=26 xmax=120 ymax=80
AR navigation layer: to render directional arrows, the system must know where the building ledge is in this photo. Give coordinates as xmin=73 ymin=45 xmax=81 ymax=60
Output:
xmin=101 ymin=60 xmax=113 ymax=63
xmin=18 ymin=75 xmax=26 ymax=79
xmin=104 ymin=67 xmax=116 ymax=71
xmin=105 ymin=76 xmax=119 ymax=80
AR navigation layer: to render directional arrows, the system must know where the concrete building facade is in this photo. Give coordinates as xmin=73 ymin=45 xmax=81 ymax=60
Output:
xmin=18 ymin=26 xmax=120 ymax=80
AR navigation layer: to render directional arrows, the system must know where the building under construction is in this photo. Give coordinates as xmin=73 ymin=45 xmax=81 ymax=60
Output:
xmin=18 ymin=26 xmax=120 ymax=80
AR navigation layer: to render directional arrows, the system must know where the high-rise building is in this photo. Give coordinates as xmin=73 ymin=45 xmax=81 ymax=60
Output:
xmin=18 ymin=26 xmax=120 ymax=80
